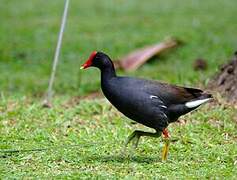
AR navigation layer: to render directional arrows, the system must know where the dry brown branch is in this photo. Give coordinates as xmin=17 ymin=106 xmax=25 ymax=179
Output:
xmin=115 ymin=38 xmax=180 ymax=71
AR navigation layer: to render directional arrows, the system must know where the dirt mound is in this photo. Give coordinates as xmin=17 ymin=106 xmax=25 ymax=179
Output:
xmin=208 ymin=52 xmax=237 ymax=104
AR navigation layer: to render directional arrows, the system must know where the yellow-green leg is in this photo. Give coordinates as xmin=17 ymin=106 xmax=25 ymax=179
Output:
xmin=162 ymin=128 xmax=170 ymax=161
xmin=124 ymin=130 xmax=162 ymax=149
xmin=124 ymin=128 xmax=170 ymax=161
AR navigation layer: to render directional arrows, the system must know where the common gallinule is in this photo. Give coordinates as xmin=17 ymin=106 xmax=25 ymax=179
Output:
xmin=81 ymin=51 xmax=212 ymax=160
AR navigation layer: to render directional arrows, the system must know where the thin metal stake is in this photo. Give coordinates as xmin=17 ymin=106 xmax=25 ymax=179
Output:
xmin=43 ymin=0 xmax=70 ymax=107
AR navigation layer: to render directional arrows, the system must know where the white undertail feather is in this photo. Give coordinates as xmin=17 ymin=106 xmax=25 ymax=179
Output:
xmin=185 ymin=98 xmax=211 ymax=108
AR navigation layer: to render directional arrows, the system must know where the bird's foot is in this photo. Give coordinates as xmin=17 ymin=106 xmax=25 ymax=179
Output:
xmin=124 ymin=130 xmax=162 ymax=152
xmin=123 ymin=131 xmax=141 ymax=153
xmin=132 ymin=134 xmax=141 ymax=149
xmin=121 ymin=133 xmax=139 ymax=157
xmin=124 ymin=131 xmax=138 ymax=147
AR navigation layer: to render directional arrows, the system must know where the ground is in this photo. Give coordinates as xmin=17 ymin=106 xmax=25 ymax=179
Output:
xmin=0 ymin=0 xmax=237 ymax=178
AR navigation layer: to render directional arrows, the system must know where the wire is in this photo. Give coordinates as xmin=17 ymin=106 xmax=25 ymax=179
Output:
xmin=43 ymin=0 xmax=70 ymax=107
xmin=0 ymin=141 xmax=112 ymax=155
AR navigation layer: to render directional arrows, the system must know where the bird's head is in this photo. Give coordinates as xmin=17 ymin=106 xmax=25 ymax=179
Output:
xmin=80 ymin=51 xmax=113 ymax=70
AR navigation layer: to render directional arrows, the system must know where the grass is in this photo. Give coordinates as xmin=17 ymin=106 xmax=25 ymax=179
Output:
xmin=0 ymin=0 xmax=237 ymax=178
xmin=0 ymin=97 xmax=236 ymax=178
xmin=0 ymin=0 xmax=237 ymax=95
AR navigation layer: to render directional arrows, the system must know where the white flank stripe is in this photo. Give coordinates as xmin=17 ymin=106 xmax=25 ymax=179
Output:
xmin=150 ymin=95 xmax=158 ymax=99
xmin=160 ymin=105 xmax=167 ymax=109
xmin=185 ymin=98 xmax=211 ymax=108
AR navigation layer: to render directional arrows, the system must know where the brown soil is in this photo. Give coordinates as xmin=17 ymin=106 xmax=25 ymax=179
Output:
xmin=208 ymin=52 xmax=237 ymax=104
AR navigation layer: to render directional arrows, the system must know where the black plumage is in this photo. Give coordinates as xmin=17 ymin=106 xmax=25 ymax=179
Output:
xmin=81 ymin=51 xmax=212 ymax=160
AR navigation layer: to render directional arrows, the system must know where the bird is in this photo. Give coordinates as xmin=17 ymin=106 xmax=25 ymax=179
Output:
xmin=80 ymin=51 xmax=213 ymax=160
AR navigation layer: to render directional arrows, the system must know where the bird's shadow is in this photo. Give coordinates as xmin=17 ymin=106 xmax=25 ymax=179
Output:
xmin=83 ymin=153 xmax=161 ymax=164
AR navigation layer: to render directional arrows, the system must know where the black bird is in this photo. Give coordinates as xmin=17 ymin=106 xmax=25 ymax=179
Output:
xmin=80 ymin=51 xmax=212 ymax=160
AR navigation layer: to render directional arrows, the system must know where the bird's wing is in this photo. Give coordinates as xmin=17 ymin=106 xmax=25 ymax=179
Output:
xmin=144 ymin=80 xmax=204 ymax=105
xmin=115 ymin=77 xmax=206 ymax=105
xmin=149 ymin=94 xmax=168 ymax=110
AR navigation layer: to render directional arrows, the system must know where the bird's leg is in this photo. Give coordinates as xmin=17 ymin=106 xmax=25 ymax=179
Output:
xmin=124 ymin=130 xmax=162 ymax=149
xmin=162 ymin=128 xmax=170 ymax=161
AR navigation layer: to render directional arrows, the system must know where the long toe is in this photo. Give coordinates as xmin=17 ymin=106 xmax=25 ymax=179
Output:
xmin=132 ymin=134 xmax=141 ymax=149
xmin=124 ymin=131 xmax=137 ymax=147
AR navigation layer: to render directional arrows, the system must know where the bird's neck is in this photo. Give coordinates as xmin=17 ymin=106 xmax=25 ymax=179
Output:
xmin=101 ymin=65 xmax=116 ymax=82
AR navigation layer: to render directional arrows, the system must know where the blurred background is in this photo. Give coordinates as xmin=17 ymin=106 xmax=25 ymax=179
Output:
xmin=0 ymin=0 xmax=236 ymax=97
xmin=1 ymin=1 xmax=237 ymax=178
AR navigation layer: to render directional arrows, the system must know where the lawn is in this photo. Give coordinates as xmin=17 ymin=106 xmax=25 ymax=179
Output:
xmin=0 ymin=0 xmax=237 ymax=178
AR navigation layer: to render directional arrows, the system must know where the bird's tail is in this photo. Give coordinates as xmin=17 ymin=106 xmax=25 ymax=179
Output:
xmin=200 ymin=92 xmax=213 ymax=99
xmin=185 ymin=92 xmax=213 ymax=108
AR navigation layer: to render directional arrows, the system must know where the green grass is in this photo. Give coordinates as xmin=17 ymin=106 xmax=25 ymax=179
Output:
xmin=0 ymin=0 xmax=237 ymax=95
xmin=0 ymin=97 xmax=236 ymax=178
xmin=0 ymin=0 xmax=237 ymax=178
